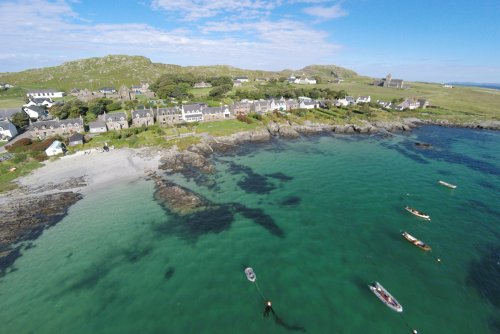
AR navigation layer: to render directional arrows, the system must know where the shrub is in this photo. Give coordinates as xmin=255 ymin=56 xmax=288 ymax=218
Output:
xmin=12 ymin=153 xmax=28 ymax=164
xmin=30 ymin=138 xmax=55 ymax=152
xmin=6 ymin=138 xmax=32 ymax=152
xmin=236 ymin=114 xmax=252 ymax=124
xmin=248 ymin=113 xmax=263 ymax=121
xmin=33 ymin=152 xmax=49 ymax=162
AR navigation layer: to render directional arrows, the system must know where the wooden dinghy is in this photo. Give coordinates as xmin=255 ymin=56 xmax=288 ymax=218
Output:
xmin=402 ymin=231 xmax=432 ymax=251
xmin=405 ymin=206 xmax=431 ymax=221
xmin=368 ymin=282 xmax=403 ymax=312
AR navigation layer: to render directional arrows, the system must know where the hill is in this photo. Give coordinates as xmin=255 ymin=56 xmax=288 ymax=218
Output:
xmin=0 ymin=55 xmax=357 ymax=91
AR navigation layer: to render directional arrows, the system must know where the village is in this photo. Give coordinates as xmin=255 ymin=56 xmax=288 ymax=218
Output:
xmin=0 ymin=73 xmax=431 ymax=156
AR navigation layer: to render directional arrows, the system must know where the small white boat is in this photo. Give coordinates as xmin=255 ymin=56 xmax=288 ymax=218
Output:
xmin=368 ymin=282 xmax=403 ymax=312
xmin=438 ymin=180 xmax=457 ymax=189
xmin=245 ymin=267 xmax=256 ymax=282
xmin=405 ymin=206 xmax=431 ymax=221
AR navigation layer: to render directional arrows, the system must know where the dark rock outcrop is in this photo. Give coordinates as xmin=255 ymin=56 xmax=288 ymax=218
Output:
xmin=0 ymin=191 xmax=83 ymax=276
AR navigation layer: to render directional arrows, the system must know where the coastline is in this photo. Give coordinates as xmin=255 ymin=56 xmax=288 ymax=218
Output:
xmin=0 ymin=117 xmax=498 ymax=275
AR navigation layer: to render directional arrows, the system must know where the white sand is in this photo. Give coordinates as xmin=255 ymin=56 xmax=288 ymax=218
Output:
xmin=18 ymin=148 xmax=162 ymax=195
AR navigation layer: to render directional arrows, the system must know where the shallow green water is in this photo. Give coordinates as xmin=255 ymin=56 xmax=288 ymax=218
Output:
xmin=1 ymin=126 xmax=499 ymax=333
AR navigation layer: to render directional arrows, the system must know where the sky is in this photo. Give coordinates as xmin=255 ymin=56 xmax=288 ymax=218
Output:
xmin=0 ymin=0 xmax=499 ymax=83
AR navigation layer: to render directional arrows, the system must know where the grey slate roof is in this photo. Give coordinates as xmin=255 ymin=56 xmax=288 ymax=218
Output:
xmin=0 ymin=120 xmax=15 ymax=129
xmin=68 ymin=133 xmax=84 ymax=142
xmin=30 ymin=118 xmax=83 ymax=130
xmin=183 ymin=104 xmax=203 ymax=113
xmin=24 ymin=105 xmax=47 ymax=114
xmin=89 ymin=121 xmax=106 ymax=129
xmin=157 ymin=107 xmax=180 ymax=116
xmin=28 ymin=89 xmax=56 ymax=94
xmin=104 ymin=112 xmax=127 ymax=122
xmin=0 ymin=108 xmax=23 ymax=120
xmin=132 ymin=109 xmax=153 ymax=118
xmin=202 ymin=107 xmax=224 ymax=115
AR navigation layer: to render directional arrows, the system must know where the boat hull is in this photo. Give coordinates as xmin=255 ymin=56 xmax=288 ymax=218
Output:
xmin=368 ymin=282 xmax=403 ymax=312
xmin=438 ymin=180 xmax=457 ymax=189
xmin=405 ymin=206 xmax=431 ymax=220
xmin=402 ymin=232 xmax=432 ymax=251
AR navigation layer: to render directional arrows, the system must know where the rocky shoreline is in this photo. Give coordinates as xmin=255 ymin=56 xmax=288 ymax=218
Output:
xmin=1 ymin=117 xmax=498 ymax=276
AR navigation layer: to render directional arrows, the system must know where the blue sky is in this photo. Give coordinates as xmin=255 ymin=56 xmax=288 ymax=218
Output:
xmin=0 ymin=0 xmax=499 ymax=82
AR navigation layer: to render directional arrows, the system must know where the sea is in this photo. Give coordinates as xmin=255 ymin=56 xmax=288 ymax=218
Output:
xmin=0 ymin=126 xmax=499 ymax=334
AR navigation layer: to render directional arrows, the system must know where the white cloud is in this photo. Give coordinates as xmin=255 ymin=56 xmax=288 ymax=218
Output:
xmin=151 ymin=0 xmax=282 ymax=20
xmin=0 ymin=0 xmax=343 ymax=72
xmin=303 ymin=3 xmax=347 ymax=20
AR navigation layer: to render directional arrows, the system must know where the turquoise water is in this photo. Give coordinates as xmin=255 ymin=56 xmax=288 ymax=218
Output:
xmin=1 ymin=126 xmax=499 ymax=333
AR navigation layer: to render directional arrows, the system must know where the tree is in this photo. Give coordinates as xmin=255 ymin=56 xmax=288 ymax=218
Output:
xmin=209 ymin=84 xmax=232 ymax=98
xmin=10 ymin=111 xmax=29 ymax=128
xmin=209 ymin=76 xmax=233 ymax=87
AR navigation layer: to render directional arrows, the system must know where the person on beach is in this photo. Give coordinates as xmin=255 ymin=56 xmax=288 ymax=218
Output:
xmin=263 ymin=301 xmax=274 ymax=318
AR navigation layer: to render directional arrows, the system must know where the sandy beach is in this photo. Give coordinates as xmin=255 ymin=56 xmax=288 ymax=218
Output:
xmin=17 ymin=147 xmax=162 ymax=195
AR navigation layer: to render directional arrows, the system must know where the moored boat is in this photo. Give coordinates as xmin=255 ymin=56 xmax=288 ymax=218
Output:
xmin=368 ymin=282 xmax=403 ymax=312
xmin=438 ymin=180 xmax=457 ymax=189
xmin=405 ymin=206 xmax=431 ymax=221
xmin=244 ymin=267 xmax=256 ymax=282
xmin=402 ymin=231 xmax=432 ymax=251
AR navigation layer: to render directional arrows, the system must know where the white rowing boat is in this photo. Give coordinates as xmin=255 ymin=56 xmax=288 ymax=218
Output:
xmin=405 ymin=206 xmax=431 ymax=221
xmin=245 ymin=267 xmax=256 ymax=282
xmin=369 ymin=282 xmax=403 ymax=312
xmin=438 ymin=180 xmax=457 ymax=189
xmin=402 ymin=231 xmax=432 ymax=251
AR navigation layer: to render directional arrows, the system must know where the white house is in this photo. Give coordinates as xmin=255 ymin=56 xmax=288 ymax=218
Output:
xmin=181 ymin=104 xmax=204 ymax=122
xmin=24 ymin=98 xmax=54 ymax=108
xmin=356 ymin=96 xmax=371 ymax=103
xmin=270 ymin=99 xmax=287 ymax=111
xmin=234 ymin=76 xmax=249 ymax=83
xmin=0 ymin=120 xmax=18 ymax=141
xmin=335 ymin=98 xmax=350 ymax=107
xmin=294 ymin=78 xmax=317 ymax=85
xmin=23 ymin=105 xmax=47 ymax=119
xmin=99 ymin=87 xmax=117 ymax=94
xmin=45 ymin=140 xmax=65 ymax=156
xmin=27 ymin=89 xmax=64 ymax=98
xmin=397 ymin=98 xmax=421 ymax=110
xmin=299 ymin=100 xmax=318 ymax=109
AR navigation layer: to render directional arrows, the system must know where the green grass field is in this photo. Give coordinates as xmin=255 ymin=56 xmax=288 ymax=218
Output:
xmin=196 ymin=119 xmax=263 ymax=136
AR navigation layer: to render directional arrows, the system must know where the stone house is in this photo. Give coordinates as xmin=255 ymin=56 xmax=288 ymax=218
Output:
xmin=68 ymin=133 xmax=84 ymax=146
xmin=373 ymin=74 xmax=406 ymax=88
xmin=30 ymin=117 xmax=84 ymax=139
xmin=285 ymin=99 xmax=299 ymax=110
xmin=100 ymin=112 xmax=129 ymax=131
xmin=157 ymin=107 xmax=182 ymax=125
xmin=232 ymin=102 xmax=251 ymax=115
xmin=88 ymin=121 xmax=108 ymax=133
xmin=251 ymin=100 xmax=270 ymax=114
xmin=202 ymin=106 xmax=231 ymax=121
xmin=131 ymin=108 xmax=155 ymax=127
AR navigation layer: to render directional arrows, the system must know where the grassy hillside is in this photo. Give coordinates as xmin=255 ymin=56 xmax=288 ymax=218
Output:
xmin=0 ymin=55 xmax=498 ymax=121
xmin=0 ymin=55 xmax=357 ymax=91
